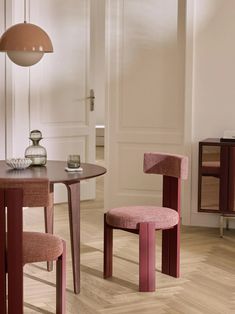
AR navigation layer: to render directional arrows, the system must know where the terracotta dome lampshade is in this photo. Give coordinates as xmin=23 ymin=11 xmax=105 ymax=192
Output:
xmin=0 ymin=22 xmax=53 ymax=66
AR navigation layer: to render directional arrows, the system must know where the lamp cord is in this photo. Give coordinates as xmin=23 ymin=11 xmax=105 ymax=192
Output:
xmin=24 ymin=0 xmax=26 ymax=23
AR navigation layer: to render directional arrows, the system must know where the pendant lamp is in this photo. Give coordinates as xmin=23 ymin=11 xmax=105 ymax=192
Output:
xmin=0 ymin=1 xmax=53 ymax=66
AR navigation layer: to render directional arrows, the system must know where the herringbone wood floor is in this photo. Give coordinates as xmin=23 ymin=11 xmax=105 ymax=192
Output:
xmin=22 ymin=148 xmax=235 ymax=314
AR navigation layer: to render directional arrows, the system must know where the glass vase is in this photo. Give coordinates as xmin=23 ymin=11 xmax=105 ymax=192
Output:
xmin=25 ymin=130 xmax=47 ymax=166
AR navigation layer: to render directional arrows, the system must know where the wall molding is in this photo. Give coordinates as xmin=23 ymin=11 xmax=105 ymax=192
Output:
xmin=182 ymin=0 xmax=195 ymax=225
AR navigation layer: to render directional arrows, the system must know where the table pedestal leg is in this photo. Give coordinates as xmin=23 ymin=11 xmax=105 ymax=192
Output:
xmin=66 ymin=182 xmax=80 ymax=294
xmin=44 ymin=184 xmax=54 ymax=271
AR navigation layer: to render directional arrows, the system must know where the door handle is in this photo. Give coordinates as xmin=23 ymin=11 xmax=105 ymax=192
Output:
xmin=87 ymin=89 xmax=95 ymax=111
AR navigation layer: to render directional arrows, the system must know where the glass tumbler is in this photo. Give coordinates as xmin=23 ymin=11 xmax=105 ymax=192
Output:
xmin=67 ymin=155 xmax=80 ymax=169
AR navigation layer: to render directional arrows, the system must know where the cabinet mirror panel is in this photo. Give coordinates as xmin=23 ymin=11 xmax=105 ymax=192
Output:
xmin=227 ymin=146 xmax=235 ymax=213
xmin=201 ymin=176 xmax=219 ymax=211
xmin=198 ymin=144 xmax=221 ymax=212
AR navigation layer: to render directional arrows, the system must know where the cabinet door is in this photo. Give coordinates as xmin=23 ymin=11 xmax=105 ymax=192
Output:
xmin=227 ymin=146 xmax=235 ymax=213
xmin=198 ymin=142 xmax=235 ymax=215
xmin=198 ymin=143 xmax=220 ymax=212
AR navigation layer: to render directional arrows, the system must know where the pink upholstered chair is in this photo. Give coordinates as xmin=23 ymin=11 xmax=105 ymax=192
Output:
xmin=104 ymin=152 xmax=188 ymax=292
xmin=0 ymin=179 xmax=66 ymax=314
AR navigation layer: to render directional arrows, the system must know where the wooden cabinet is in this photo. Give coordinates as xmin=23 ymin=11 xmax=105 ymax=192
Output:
xmin=198 ymin=138 xmax=235 ymax=215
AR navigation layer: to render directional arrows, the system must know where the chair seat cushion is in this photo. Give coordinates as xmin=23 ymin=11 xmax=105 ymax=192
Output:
xmin=23 ymin=232 xmax=63 ymax=264
xmin=106 ymin=206 xmax=179 ymax=230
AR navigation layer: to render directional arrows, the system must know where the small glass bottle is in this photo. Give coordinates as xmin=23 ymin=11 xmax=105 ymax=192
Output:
xmin=25 ymin=130 xmax=47 ymax=166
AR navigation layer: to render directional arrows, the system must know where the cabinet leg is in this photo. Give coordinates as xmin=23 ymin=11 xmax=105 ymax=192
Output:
xmin=220 ymin=215 xmax=224 ymax=238
xmin=226 ymin=217 xmax=229 ymax=230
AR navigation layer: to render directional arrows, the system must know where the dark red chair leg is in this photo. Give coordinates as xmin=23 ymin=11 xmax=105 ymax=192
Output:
xmin=56 ymin=240 xmax=66 ymax=314
xmin=162 ymin=229 xmax=170 ymax=275
xmin=162 ymin=224 xmax=180 ymax=277
xmin=139 ymin=222 xmax=156 ymax=292
xmin=162 ymin=175 xmax=180 ymax=278
xmin=44 ymin=184 xmax=54 ymax=271
xmin=103 ymin=214 xmax=113 ymax=278
xmin=6 ymin=189 xmax=23 ymax=314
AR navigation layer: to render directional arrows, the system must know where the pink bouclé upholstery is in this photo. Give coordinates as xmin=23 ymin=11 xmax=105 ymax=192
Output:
xmin=106 ymin=206 xmax=179 ymax=230
xmin=23 ymin=232 xmax=64 ymax=264
xmin=0 ymin=178 xmax=49 ymax=207
xmin=0 ymin=183 xmax=66 ymax=314
xmin=144 ymin=152 xmax=188 ymax=179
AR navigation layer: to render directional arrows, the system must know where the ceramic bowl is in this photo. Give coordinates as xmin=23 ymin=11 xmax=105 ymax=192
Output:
xmin=6 ymin=158 xmax=32 ymax=170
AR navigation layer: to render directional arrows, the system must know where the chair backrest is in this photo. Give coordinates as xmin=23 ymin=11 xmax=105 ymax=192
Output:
xmin=0 ymin=178 xmax=49 ymax=207
xmin=0 ymin=179 xmax=49 ymax=314
xmin=143 ymin=152 xmax=188 ymax=179
xmin=143 ymin=152 xmax=188 ymax=211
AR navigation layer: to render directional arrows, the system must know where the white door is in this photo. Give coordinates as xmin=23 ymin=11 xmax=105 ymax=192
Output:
xmin=105 ymin=0 xmax=190 ymax=219
xmin=9 ymin=0 xmax=95 ymax=202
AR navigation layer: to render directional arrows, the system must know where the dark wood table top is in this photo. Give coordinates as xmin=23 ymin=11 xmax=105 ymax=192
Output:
xmin=0 ymin=160 xmax=106 ymax=184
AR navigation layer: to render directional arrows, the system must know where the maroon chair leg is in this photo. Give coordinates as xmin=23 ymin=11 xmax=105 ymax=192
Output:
xmin=56 ymin=240 xmax=66 ymax=314
xmin=6 ymin=189 xmax=24 ymax=314
xmin=162 ymin=175 xmax=180 ymax=278
xmin=139 ymin=222 xmax=156 ymax=292
xmin=103 ymin=214 xmax=113 ymax=278
xmin=162 ymin=224 xmax=180 ymax=277
xmin=44 ymin=184 xmax=54 ymax=272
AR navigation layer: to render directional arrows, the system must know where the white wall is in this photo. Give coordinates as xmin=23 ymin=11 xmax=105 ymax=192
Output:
xmin=0 ymin=0 xmax=5 ymax=159
xmin=190 ymin=0 xmax=235 ymax=227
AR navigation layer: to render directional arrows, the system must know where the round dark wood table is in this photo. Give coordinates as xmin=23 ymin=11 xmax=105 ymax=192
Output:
xmin=0 ymin=160 xmax=106 ymax=294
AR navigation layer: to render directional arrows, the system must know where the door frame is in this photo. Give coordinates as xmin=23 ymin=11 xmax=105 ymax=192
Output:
xmin=182 ymin=0 xmax=195 ymax=225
